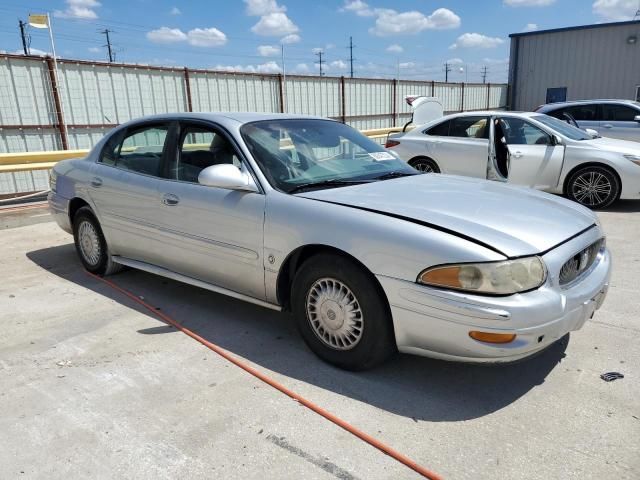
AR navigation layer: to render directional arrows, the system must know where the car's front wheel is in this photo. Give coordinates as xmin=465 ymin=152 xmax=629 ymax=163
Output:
xmin=291 ymin=253 xmax=396 ymax=370
xmin=73 ymin=206 xmax=122 ymax=275
xmin=409 ymin=157 xmax=440 ymax=173
xmin=566 ymin=166 xmax=620 ymax=209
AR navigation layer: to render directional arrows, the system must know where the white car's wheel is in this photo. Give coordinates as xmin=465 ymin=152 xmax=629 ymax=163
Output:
xmin=566 ymin=166 xmax=619 ymax=209
xmin=409 ymin=157 xmax=440 ymax=174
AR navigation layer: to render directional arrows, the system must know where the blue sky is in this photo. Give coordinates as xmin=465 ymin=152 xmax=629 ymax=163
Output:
xmin=0 ymin=0 xmax=636 ymax=82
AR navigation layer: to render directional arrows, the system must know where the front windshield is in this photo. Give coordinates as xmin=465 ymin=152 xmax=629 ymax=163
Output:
xmin=532 ymin=114 xmax=592 ymax=141
xmin=240 ymin=119 xmax=416 ymax=193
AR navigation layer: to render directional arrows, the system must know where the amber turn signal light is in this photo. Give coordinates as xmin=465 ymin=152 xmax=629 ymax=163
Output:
xmin=469 ymin=331 xmax=516 ymax=344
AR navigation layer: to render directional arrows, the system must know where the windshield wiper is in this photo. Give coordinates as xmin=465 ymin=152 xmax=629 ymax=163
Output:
xmin=373 ymin=171 xmax=419 ymax=180
xmin=288 ymin=179 xmax=370 ymax=194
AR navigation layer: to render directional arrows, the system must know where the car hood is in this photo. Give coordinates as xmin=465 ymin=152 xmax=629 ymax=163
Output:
xmin=582 ymin=136 xmax=640 ymax=154
xmin=298 ymin=175 xmax=596 ymax=258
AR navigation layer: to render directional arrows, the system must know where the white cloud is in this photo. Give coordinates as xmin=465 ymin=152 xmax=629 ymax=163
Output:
xmin=369 ymin=8 xmax=460 ymax=36
xmin=258 ymin=45 xmax=280 ymax=56
xmin=447 ymin=57 xmax=464 ymax=64
xmin=88 ymin=46 xmax=101 ymax=53
xmin=14 ymin=48 xmax=49 ymax=56
xmin=386 ymin=44 xmax=403 ymax=53
xmin=523 ymin=23 xmax=538 ymax=31
xmin=312 ymin=47 xmax=324 ymax=54
xmin=450 ymin=33 xmax=504 ymax=49
xmin=592 ymin=0 xmax=637 ymax=21
xmin=170 ymin=7 xmax=181 ymax=15
xmin=280 ymin=33 xmax=300 ymax=44
xmin=214 ymin=61 xmax=281 ymax=74
xmin=147 ymin=26 xmax=227 ymax=47
xmin=342 ymin=0 xmax=375 ymax=16
xmin=244 ymin=0 xmax=286 ymax=16
xmin=293 ymin=63 xmax=310 ymax=73
xmin=54 ymin=0 xmax=101 ymax=19
xmin=251 ymin=12 xmax=299 ymax=36
xmin=187 ymin=28 xmax=227 ymax=47
xmin=255 ymin=61 xmax=282 ymax=73
xmin=147 ymin=27 xmax=188 ymax=43
xmin=503 ymin=0 xmax=555 ymax=6
xmin=399 ymin=61 xmax=415 ymax=69
xmin=330 ymin=59 xmax=348 ymax=69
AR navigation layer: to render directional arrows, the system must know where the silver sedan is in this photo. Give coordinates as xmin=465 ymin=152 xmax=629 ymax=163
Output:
xmin=49 ymin=113 xmax=611 ymax=370
xmin=386 ymin=111 xmax=640 ymax=209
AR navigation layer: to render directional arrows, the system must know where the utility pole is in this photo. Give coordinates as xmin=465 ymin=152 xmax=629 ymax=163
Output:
xmin=316 ymin=50 xmax=324 ymax=76
xmin=444 ymin=62 xmax=451 ymax=83
xmin=19 ymin=20 xmax=30 ymax=55
xmin=481 ymin=65 xmax=488 ymax=84
xmin=349 ymin=36 xmax=354 ymax=78
xmin=100 ymin=28 xmax=114 ymax=62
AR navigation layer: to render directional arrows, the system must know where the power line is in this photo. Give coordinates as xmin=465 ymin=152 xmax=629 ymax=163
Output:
xmin=316 ymin=50 xmax=324 ymax=76
xmin=18 ymin=19 xmax=29 ymax=55
xmin=100 ymin=28 xmax=114 ymax=62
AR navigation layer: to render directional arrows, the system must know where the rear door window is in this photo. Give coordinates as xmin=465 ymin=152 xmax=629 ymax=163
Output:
xmin=602 ymin=104 xmax=639 ymax=121
xmin=424 ymin=120 xmax=451 ymax=136
xmin=449 ymin=117 xmax=489 ymax=139
xmin=114 ymin=124 xmax=170 ymax=176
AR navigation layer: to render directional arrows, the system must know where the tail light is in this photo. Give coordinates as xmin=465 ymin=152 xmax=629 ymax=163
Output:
xmin=385 ymin=139 xmax=400 ymax=148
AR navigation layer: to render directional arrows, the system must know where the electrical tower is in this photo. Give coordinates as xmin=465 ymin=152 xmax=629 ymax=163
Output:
xmin=349 ymin=36 xmax=354 ymax=78
xmin=444 ymin=62 xmax=451 ymax=82
xmin=18 ymin=20 xmax=30 ymax=55
xmin=100 ymin=29 xmax=115 ymax=62
xmin=316 ymin=50 xmax=325 ymax=76
xmin=481 ymin=65 xmax=488 ymax=84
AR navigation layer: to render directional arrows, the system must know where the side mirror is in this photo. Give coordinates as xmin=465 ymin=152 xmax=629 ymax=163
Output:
xmin=198 ymin=164 xmax=258 ymax=192
xmin=552 ymin=135 xmax=563 ymax=145
xmin=634 ymin=115 xmax=640 ymax=123
xmin=585 ymin=128 xmax=599 ymax=138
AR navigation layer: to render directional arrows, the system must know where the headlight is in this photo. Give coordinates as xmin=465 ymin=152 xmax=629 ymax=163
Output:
xmin=418 ymin=256 xmax=546 ymax=295
xmin=623 ymin=154 xmax=640 ymax=166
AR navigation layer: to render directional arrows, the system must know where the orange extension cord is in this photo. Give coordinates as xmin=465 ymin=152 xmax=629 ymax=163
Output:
xmin=87 ymin=272 xmax=444 ymax=480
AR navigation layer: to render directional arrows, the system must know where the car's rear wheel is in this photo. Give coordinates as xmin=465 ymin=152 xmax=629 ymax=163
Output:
xmin=409 ymin=157 xmax=440 ymax=173
xmin=566 ymin=166 xmax=619 ymax=209
xmin=73 ymin=206 xmax=122 ymax=275
xmin=291 ymin=253 xmax=396 ymax=370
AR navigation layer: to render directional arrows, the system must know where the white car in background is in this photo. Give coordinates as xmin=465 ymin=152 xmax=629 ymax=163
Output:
xmin=386 ymin=111 xmax=640 ymax=209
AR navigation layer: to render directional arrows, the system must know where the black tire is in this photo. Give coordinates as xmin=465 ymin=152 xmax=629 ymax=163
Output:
xmin=566 ymin=165 xmax=620 ymax=209
xmin=409 ymin=157 xmax=440 ymax=174
xmin=73 ymin=206 xmax=122 ymax=275
xmin=291 ymin=253 xmax=396 ymax=371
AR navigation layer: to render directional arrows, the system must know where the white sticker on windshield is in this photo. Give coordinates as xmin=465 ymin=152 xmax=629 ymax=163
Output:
xmin=369 ymin=152 xmax=395 ymax=161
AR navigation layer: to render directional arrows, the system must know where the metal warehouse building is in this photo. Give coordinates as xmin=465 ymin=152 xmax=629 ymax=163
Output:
xmin=508 ymin=20 xmax=640 ymax=111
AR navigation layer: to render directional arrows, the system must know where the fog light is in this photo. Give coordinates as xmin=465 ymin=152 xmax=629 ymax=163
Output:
xmin=469 ymin=331 xmax=516 ymax=344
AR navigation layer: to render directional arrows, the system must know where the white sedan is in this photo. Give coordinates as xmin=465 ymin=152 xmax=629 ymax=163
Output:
xmin=386 ymin=111 xmax=640 ymax=209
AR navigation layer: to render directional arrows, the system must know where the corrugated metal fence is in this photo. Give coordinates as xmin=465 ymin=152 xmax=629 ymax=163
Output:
xmin=0 ymin=53 xmax=508 ymax=194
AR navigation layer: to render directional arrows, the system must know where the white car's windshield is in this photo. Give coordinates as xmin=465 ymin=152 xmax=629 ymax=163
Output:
xmin=240 ymin=119 xmax=417 ymax=193
xmin=532 ymin=114 xmax=592 ymax=141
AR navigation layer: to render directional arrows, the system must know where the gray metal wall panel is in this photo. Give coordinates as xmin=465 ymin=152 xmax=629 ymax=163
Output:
xmin=513 ymin=23 xmax=640 ymax=110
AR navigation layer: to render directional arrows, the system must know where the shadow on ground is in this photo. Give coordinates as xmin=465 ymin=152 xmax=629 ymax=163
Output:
xmin=602 ymin=199 xmax=640 ymax=213
xmin=28 ymin=243 xmax=569 ymax=423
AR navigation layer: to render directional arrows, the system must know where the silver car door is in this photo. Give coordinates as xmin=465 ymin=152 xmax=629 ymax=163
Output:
xmin=600 ymin=104 xmax=640 ymax=141
xmin=88 ymin=122 xmax=171 ymax=265
xmin=499 ymin=117 xmax=565 ymax=191
xmin=154 ymin=121 xmax=266 ymax=300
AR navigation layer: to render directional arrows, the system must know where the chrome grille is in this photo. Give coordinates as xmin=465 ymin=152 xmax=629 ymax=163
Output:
xmin=559 ymin=239 xmax=604 ymax=286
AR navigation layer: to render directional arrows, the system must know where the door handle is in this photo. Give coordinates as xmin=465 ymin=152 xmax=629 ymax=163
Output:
xmin=90 ymin=177 xmax=103 ymax=188
xmin=512 ymin=151 xmax=523 ymax=159
xmin=162 ymin=193 xmax=180 ymax=206
xmin=602 ymin=124 xmax=613 ymax=129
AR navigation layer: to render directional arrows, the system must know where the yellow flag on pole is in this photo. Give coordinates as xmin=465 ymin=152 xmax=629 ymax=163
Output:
xmin=28 ymin=14 xmax=49 ymax=29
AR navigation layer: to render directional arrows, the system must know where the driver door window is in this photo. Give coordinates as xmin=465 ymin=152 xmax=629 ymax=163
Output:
xmin=169 ymin=125 xmax=242 ymax=183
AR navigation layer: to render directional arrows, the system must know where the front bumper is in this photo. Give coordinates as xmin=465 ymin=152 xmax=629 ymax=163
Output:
xmin=379 ymin=226 xmax=611 ymax=363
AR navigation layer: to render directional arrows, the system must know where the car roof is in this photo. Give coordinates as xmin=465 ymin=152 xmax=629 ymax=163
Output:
xmin=538 ymin=99 xmax=640 ymax=110
xmin=117 ymin=112 xmax=333 ymax=128
xmin=439 ymin=110 xmax=538 ymax=119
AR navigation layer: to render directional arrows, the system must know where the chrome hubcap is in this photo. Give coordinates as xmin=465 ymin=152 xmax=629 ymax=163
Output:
xmin=78 ymin=220 xmax=101 ymax=265
xmin=414 ymin=162 xmax=434 ymax=173
xmin=572 ymin=171 xmax=612 ymax=206
xmin=306 ymin=278 xmax=364 ymax=350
